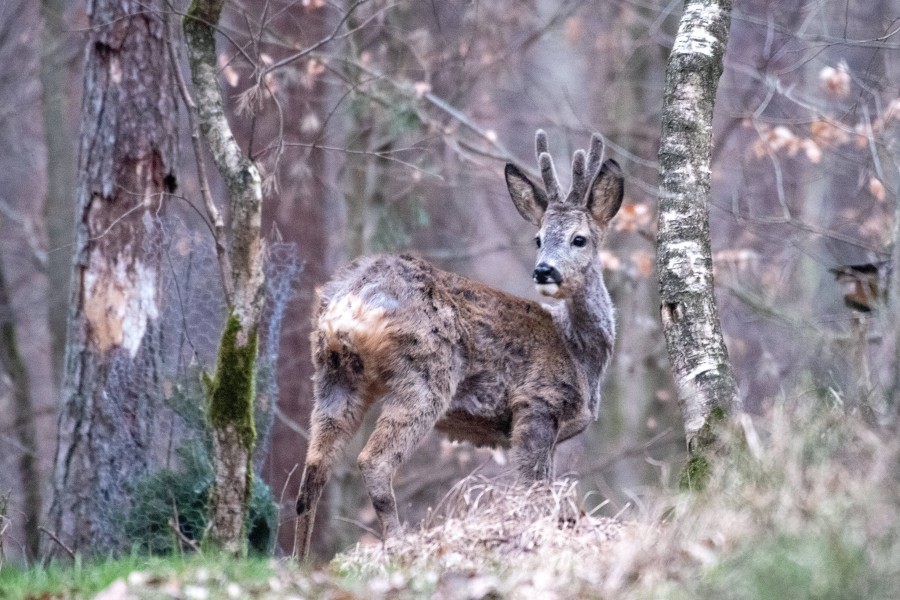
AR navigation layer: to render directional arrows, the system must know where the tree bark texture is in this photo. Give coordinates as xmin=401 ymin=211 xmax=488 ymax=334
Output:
xmin=183 ymin=0 xmax=265 ymax=555
xmin=656 ymin=0 xmax=739 ymax=452
xmin=47 ymin=0 xmax=177 ymax=556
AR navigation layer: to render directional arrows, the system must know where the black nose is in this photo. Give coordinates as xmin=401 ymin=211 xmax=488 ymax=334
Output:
xmin=533 ymin=263 xmax=562 ymax=284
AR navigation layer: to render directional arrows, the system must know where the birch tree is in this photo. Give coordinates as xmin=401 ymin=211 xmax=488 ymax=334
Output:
xmin=182 ymin=0 xmax=266 ymax=555
xmin=47 ymin=0 xmax=177 ymax=555
xmin=656 ymin=0 xmax=739 ymax=459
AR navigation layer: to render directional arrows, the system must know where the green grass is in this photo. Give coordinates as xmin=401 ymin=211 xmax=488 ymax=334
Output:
xmin=0 ymin=553 xmax=275 ymax=599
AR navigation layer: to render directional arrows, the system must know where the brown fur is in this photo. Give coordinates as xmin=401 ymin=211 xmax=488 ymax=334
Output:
xmin=293 ymin=131 xmax=623 ymax=561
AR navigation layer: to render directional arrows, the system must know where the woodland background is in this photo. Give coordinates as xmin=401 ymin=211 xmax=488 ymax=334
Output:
xmin=0 ymin=0 xmax=898 ymax=562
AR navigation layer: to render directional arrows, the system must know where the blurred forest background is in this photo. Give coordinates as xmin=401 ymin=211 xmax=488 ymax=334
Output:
xmin=0 ymin=0 xmax=898 ymax=562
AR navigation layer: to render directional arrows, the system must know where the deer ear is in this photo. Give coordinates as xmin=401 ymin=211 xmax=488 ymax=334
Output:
xmin=505 ymin=163 xmax=548 ymax=226
xmin=587 ymin=159 xmax=624 ymax=225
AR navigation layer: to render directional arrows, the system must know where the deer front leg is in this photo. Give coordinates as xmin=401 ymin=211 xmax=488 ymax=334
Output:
xmin=511 ymin=404 xmax=560 ymax=482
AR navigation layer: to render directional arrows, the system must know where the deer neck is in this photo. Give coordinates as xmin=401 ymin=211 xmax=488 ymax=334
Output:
xmin=550 ymin=262 xmax=615 ymax=417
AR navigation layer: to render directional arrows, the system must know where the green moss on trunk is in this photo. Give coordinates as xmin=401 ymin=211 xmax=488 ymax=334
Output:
xmin=205 ymin=312 xmax=257 ymax=452
xmin=679 ymin=404 xmax=727 ymax=491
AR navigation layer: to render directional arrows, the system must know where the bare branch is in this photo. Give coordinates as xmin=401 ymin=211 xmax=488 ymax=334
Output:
xmin=39 ymin=527 xmax=75 ymax=560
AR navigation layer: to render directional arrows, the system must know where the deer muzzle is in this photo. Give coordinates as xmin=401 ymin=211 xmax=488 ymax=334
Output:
xmin=533 ymin=263 xmax=563 ymax=296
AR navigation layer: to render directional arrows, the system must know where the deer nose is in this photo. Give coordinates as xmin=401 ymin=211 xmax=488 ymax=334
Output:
xmin=533 ymin=263 xmax=562 ymax=285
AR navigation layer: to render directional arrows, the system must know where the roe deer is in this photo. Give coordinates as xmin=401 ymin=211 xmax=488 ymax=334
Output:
xmin=293 ymin=130 xmax=623 ymax=560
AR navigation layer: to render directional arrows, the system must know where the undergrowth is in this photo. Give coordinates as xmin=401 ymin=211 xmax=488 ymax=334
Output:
xmin=2 ymin=404 xmax=897 ymax=599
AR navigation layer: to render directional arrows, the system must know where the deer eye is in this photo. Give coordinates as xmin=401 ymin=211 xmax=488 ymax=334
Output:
xmin=535 ymin=237 xmax=542 ymax=248
xmin=572 ymin=235 xmax=587 ymax=247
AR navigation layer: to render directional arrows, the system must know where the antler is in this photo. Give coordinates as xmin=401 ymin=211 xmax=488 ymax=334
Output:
xmin=535 ymin=130 xmax=563 ymax=203
xmin=535 ymin=130 xmax=606 ymax=205
xmin=567 ymin=133 xmax=604 ymax=204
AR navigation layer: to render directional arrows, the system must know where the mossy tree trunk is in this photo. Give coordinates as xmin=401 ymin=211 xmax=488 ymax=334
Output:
xmin=182 ymin=0 xmax=266 ymax=555
xmin=656 ymin=0 xmax=739 ymax=456
xmin=47 ymin=0 xmax=177 ymax=556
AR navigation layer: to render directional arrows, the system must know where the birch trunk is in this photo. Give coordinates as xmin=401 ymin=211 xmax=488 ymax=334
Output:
xmin=656 ymin=0 xmax=739 ymax=453
xmin=183 ymin=0 xmax=265 ymax=555
xmin=47 ymin=0 xmax=177 ymax=555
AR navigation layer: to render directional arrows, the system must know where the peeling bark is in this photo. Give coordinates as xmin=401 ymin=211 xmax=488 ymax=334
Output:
xmin=656 ymin=0 xmax=739 ymax=453
xmin=47 ymin=0 xmax=177 ymax=556
xmin=183 ymin=0 xmax=266 ymax=554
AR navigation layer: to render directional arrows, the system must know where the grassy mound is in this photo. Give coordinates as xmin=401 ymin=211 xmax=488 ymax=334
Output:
xmin=334 ymin=405 xmax=900 ymax=599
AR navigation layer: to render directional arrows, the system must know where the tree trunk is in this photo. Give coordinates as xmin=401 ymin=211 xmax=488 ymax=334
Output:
xmin=183 ymin=0 xmax=265 ymax=555
xmin=39 ymin=0 xmax=76 ymax=377
xmin=656 ymin=0 xmax=739 ymax=454
xmin=880 ymin=127 xmax=900 ymax=418
xmin=0 ymin=261 xmax=41 ymax=559
xmin=47 ymin=0 xmax=177 ymax=556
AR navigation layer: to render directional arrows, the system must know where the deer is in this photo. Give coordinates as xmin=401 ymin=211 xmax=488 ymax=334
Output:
xmin=293 ymin=130 xmax=623 ymax=561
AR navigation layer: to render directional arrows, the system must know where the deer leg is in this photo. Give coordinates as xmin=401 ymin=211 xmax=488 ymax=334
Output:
xmin=357 ymin=375 xmax=447 ymax=539
xmin=293 ymin=377 xmax=367 ymax=561
xmin=511 ymin=407 xmax=560 ymax=482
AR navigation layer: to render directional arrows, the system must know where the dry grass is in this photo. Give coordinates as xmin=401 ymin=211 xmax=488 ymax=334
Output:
xmin=334 ymin=405 xmax=900 ymax=599
xmin=29 ymin=404 xmax=900 ymax=599
xmin=338 ymin=477 xmax=625 ymax=572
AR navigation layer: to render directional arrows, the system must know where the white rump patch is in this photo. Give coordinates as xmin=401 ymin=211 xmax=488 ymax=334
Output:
xmin=320 ymin=293 xmax=393 ymax=354
xmin=322 ymin=294 xmax=383 ymax=335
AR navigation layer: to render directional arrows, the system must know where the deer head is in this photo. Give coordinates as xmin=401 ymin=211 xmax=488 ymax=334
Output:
xmin=505 ymin=130 xmax=623 ymax=298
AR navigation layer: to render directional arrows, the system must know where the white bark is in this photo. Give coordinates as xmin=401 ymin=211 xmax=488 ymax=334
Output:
xmin=657 ymin=0 xmax=739 ymax=452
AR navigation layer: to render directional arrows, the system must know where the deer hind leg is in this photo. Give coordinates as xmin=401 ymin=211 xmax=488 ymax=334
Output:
xmin=293 ymin=375 xmax=368 ymax=561
xmin=511 ymin=403 xmax=560 ymax=483
xmin=357 ymin=370 xmax=451 ymax=539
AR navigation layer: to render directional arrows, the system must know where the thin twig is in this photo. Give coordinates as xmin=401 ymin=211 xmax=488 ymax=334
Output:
xmin=277 ymin=461 xmax=301 ymax=546
xmin=259 ymin=0 xmax=372 ymax=77
xmin=39 ymin=526 xmax=75 ymax=560
xmin=581 ymin=429 xmax=678 ymax=476
xmin=280 ymin=142 xmax=442 ymax=180
xmin=168 ymin=518 xmax=202 ymax=554
xmin=334 ymin=516 xmax=382 ymax=540
xmin=275 ymin=407 xmax=309 ymax=440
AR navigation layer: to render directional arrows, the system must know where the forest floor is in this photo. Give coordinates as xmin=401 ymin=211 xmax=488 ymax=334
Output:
xmin=2 ymin=406 xmax=899 ymax=599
